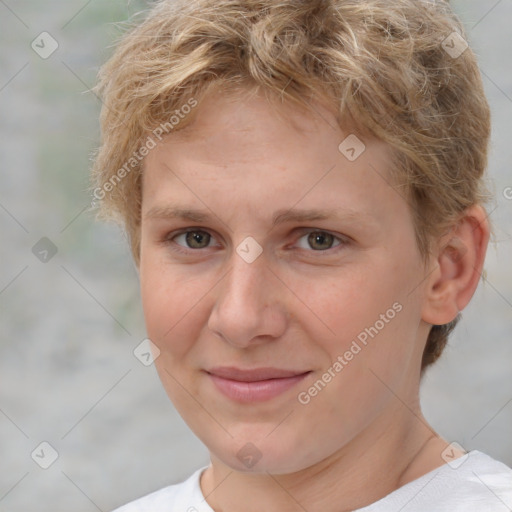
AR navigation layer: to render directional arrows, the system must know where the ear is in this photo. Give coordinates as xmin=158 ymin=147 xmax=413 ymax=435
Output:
xmin=421 ymin=205 xmax=490 ymax=326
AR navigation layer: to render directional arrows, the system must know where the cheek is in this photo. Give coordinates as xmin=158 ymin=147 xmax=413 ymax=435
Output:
xmin=290 ymin=265 xmax=393 ymax=346
xmin=292 ymin=257 xmax=420 ymax=370
xmin=139 ymin=255 xmax=209 ymax=357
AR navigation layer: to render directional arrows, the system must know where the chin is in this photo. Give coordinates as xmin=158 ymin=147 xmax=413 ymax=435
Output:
xmin=207 ymin=432 xmax=319 ymax=475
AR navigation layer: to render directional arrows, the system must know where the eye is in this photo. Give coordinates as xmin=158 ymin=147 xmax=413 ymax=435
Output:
xmin=296 ymin=231 xmax=342 ymax=251
xmin=173 ymin=230 xmax=216 ymax=249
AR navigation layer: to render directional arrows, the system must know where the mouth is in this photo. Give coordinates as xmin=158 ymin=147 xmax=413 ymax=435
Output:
xmin=204 ymin=367 xmax=312 ymax=403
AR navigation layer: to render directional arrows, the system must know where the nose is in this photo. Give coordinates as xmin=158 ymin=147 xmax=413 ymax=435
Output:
xmin=207 ymin=252 xmax=288 ymax=348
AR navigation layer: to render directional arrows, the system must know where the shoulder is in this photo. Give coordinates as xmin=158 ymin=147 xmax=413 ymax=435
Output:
xmin=110 ymin=466 xmax=211 ymax=512
xmin=358 ymin=451 xmax=512 ymax=511
xmin=432 ymin=450 xmax=512 ymax=510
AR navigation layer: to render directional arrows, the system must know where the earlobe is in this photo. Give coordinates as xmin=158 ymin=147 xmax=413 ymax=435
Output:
xmin=421 ymin=205 xmax=490 ymax=326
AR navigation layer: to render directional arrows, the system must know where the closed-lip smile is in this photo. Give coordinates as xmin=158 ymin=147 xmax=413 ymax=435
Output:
xmin=205 ymin=366 xmax=311 ymax=402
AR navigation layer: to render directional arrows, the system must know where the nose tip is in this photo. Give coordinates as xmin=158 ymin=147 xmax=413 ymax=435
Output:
xmin=208 ymin=306 xmax=282 ymax=348
xmin=207 ymin=257 xmax=287 ymax=347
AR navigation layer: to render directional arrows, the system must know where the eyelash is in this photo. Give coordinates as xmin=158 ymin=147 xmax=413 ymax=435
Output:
xmin=164 ymin=228 xmax=349 ymax=256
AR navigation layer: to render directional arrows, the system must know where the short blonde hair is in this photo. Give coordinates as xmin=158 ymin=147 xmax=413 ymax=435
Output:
xmin=91 ymin=0 xmax=491 ymax=372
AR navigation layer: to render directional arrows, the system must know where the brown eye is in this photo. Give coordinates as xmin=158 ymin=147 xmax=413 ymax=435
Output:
xmin=295 ymin=231 xmax=343 ymax=252
xmin=174 ymin=230 xmax=212 ymax=249
xmin=307 ymin=231 xmax=336 ymax=250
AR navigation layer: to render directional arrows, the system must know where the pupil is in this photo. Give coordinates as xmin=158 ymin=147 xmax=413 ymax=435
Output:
xmin=186 ymin=231 xmax=209 ymax=248
xmin=308 ymin=232 xmax=333 ymax=250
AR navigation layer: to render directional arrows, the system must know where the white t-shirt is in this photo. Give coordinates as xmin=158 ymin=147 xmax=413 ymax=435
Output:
xmin=112 ymin=450 xmax=512 ymax=511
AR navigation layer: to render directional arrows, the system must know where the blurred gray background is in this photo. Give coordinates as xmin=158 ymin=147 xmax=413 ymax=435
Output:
xmin=0 ymin=1 xmax=511 ymax=511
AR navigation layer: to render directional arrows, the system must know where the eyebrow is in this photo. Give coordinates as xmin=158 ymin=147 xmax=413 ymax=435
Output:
xmin=143 ymin=206 xmax=375 ymax=228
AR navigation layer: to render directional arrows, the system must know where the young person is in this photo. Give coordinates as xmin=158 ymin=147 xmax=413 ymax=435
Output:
xmin=91 ymin=0 xmax=512 ymax=510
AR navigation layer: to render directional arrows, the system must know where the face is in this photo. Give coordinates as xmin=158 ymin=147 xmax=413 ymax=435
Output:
xmin=139 ymin=89 xmax=430 ymax=474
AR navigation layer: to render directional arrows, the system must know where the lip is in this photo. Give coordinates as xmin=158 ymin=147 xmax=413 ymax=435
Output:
xmin=205 ymin=366 xmax=311 ymax=403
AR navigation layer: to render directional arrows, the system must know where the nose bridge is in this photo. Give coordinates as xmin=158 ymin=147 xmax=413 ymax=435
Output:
xmin=208 ymin=250 xmax=286 ymax=345
xmin=220 ymin=253 xmax=269 ymax=315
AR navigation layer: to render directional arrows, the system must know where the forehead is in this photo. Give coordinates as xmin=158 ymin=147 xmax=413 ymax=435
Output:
xmin=145 ymin=88 xmax=383 ymax=179
xmin=141 ymin=89 xmax=409 ymax=233
xmin=163 ymin=88 xmax=344 ymax=150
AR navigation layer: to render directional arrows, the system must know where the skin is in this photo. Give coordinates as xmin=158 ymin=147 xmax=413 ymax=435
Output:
xmin=138 ymin=88 xmax=489 ymax=512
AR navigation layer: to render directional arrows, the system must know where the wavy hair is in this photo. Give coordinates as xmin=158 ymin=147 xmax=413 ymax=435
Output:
xmin=91 ymin=0 xmax=491 ymax=372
